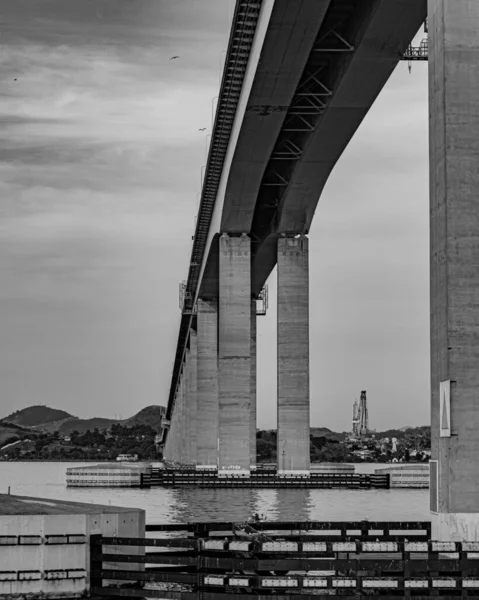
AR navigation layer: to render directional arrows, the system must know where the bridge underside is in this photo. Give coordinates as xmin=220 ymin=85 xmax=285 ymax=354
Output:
xmin=200 ymin=0 xmax=427 ymax=299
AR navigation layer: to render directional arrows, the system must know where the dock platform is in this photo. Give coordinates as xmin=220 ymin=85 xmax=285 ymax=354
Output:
xmin=140 ymin=467 xmax=390 ymax=489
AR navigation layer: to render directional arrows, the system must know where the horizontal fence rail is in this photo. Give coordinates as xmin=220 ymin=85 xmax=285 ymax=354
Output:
xmin=89 ymin=520 xmax=479 ymax=598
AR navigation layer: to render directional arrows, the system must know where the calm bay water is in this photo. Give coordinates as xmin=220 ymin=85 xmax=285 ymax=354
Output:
xmin=0 ymin=462 xmax=429 ymax=524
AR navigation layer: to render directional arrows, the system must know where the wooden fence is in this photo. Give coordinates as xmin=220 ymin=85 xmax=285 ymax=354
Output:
xmin=90 ymin=519 xmax=479 ymax=598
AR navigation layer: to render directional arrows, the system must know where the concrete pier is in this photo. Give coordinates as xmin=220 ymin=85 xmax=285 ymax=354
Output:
xmin=218 ymin=233 xmax=251 ymax=476
xmin=196 ymin=298 xmax=219 ymax=469
xmin=250 ymin=297 xmax=257 ymax=469
xmin=181 ymin=359 xmax=189 ymax=464
xmin=188 ymin=330 xmax=198 ymax=465
xmin=429 ymin=0 xmax=479 ymax=541
xmin=277 ymin=235 xmax=310 ymax=475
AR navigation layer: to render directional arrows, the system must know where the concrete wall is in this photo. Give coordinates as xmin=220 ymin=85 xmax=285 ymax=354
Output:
xmin=0 ymin=507 xmax=144 ymax=598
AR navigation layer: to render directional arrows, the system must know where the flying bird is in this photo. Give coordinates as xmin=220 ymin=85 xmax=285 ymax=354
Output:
xmin=170 ymin=56 xmax=180 ymax=60
xmin=198 ymin=128 xmax=206 ymax=131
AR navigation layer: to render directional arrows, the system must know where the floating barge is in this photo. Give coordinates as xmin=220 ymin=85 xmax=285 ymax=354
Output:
xmin=66 ymin=462 xmax=151 ymax=487
xmin=140 ymin=467 xmax=390 ymax=489
xmin=375 ymin=463 xmax=430 ymax=488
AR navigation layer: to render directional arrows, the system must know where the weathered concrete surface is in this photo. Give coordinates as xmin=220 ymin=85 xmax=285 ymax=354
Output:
xmin=218 ymin=234 xmax=251 ymax=475
xmin=197 ymin=299 xmax=219 ymax=468
xmin=188 ymin=331 xmax=198 ymax=465
xmin=250 ymin=297 xmax=257 ymax=468
xmin=277 ymin=235 xmax=310 ymax=475
xmin=429 ymin=0 xmax=479 ymax=541
xmin=0 ymin=494 xmax=144 ymax=598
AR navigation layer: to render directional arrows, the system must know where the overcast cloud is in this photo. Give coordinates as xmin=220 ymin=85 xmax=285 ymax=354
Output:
xmin=0 ymin=0 xmax=429 ymax=431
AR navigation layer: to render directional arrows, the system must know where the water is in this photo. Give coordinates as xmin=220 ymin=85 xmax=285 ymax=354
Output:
xmin=0 ymin=461 xmax=430 ymax=523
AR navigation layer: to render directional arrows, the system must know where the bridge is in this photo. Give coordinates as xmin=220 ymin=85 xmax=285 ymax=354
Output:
xmin=160 ymin=0 xmax=479 ymax=541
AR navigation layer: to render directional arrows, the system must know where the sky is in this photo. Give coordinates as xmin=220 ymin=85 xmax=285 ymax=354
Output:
xmin=0 ymin=0 xmax=429 ymax=431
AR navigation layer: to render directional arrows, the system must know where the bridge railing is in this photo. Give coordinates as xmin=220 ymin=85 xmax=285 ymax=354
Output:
xmin=89 ymin=520 xmax=479 ymax=598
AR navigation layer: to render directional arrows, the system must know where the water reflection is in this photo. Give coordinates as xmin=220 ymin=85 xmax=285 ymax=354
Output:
xmin=168 ymin=488 xmax=259 ymax=523
xmin=166 ymin=488 xmax=314 ymax=523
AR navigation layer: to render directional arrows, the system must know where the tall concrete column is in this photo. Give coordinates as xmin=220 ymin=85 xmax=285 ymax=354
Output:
xmin=429 ymin=0 xmax=479 ymax=541
xmin=277 ymin=235 xmax=310 ymax=475
xmin=163 ymin=433 xmax=170 ymax=461
xmin=170 ymin=397 xmax=178 ymax=463
xmin=188 ymin=331 xmax=198 ymax=465
xmin=180 ymin=354 xmax=189 ymax=465
xmin=250 ymin=297 xmax=257 ymax=469
xmin=218 ymin=233 xmax=251 ymax=476
xmin=197 ymin=299 xmax=219 ymax=469
xmin=175 ymin=383 xmax=182 ymax=463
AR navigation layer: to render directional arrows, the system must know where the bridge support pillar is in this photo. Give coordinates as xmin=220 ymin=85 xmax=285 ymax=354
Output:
xmin=187 ymin=331 xmax=198 ymax=465
xmin=277 ymin=235 xmax=310 ymax=476
xmin=196 ymin=299 xmax=219 ymax=470
xmin=169 ymin=391 xmax=179 ymax=463
xmin=429 ymin=0 xmax=479 ymax=541
xmin=218 ymin=233 xmax=251 ymax=476
xmin=181 ymin=353 xmax=190 ymax=465
xmin=250 ymin=297 xmax=257 ymax=470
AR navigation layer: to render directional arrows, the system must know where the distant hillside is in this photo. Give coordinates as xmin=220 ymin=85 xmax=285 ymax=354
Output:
xmin=37 ymin=417 xmax=118 ymax=435
xmin=376 ymin=426 xmax=429 ymax=439
xmin=123 ymin=405 xmax=165 ymax=429
xmin=310 ymin=427 xmax=345 ymax=441
xmin=3 ymin=405 xmax=73 ymax=428
xmin=1 ymin=405 xmax=166 ymax=435
xmin=0 ymin=422 xmax=38 ymax=448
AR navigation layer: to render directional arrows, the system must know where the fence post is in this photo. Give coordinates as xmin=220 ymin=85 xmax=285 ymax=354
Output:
xmin=89 ymin=534 xmax=103 ymax=597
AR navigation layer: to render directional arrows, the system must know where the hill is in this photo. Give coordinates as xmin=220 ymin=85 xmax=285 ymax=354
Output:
xmin=1 ymin=405 xmax=167 ymax=436
xmin=123 ymin=405 xmax=165 ymax=429
xmin=37 ymin=417 xmax=118 ymax=435
xmin=310 ymin=427 xmax=345 ymax=441
xmin=0 ymin=422 xmax=38 ymax=448
xmin=3 ymin=405 xmax=73 ymax=428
